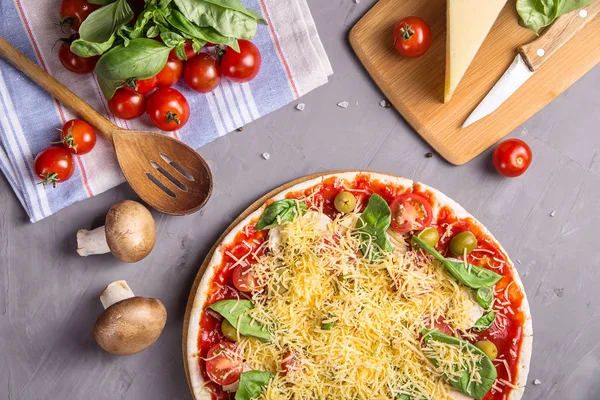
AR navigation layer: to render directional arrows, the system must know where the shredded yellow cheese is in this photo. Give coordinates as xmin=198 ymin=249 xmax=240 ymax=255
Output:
xmin=235 ymin=209 xmax=487 ymax=399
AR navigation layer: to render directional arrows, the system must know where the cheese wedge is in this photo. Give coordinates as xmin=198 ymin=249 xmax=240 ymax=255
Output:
xmin=444 ymin=0 xmax=508 ymax=103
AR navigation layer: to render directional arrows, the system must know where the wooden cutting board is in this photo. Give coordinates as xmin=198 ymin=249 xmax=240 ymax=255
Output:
xmin=350 ymin=0 xmax=600 ymax=165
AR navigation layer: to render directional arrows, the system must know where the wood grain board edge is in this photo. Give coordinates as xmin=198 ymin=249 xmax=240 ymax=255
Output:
xmin=182 ymin=170 xmax=367 ymax=398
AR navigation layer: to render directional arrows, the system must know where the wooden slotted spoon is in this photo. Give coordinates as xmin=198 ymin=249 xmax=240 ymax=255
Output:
xmin=0 ymin=37 xmax=213 ymax=215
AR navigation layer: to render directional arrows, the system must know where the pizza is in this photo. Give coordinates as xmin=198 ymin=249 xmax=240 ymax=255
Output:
xmin=186 ymin=172 xmax=532 ymax=400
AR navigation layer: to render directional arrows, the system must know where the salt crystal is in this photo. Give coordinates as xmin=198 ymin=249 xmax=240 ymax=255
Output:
xmin=354 ymin=0 xmax=360 ymax=3
xmin=379 ymin=100 xmax=387 ymax=107
xmin=261 ymin=152 xmax=270 ymax=160
xmin=517 ymin=260 xmax=522 ymax=264
xmin=337 ymin=101 xmax=349 ymax=109
xmin=533 ymin=379 xmax=542 ymax=385
xmin=296 ymin=103 xmax=305 ymax=111
xmin=550 ymin=211 xmax=556 ymax=217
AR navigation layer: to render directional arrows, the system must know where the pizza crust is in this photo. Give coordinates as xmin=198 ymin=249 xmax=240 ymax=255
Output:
xmin=185 ymin=172 xmax=533 ymax=400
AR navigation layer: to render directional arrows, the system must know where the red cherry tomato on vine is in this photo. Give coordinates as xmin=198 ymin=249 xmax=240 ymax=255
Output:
xmin=57 ymin=119 xmax=96 ymax=154
xmin=34 ymin=147 xmax=75 ymax=187
xmin=146 ymin=87 xmax=190 ymax=131
xmin=184 ymin=54 xmax=221 ymax=93
xmin=221 ymin=40 xmax=262 ymax=83
xmin=58 ymin=39 xmax=98 ymax=74
xmin=155 ymin=58 xmax=183 ymax=88
xmin=492 ymin=138 xmax=532 ymax=177
xmin=392 ymin=16 xmax=431 ymax=58
xmin=126 ymin=75 xmax=158 ymax=94
xmin=108 ymin=87 xmax=146 ymax=120
xmin=59 ymin=0 xmax=100 ymax=31
xmin=390 ymin=193 xmax=433 ymax=233
xmin=205 ymin=341 xmax=243 ymax=386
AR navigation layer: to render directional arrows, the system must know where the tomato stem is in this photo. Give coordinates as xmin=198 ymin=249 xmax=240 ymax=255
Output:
xmin=39 ymin=172 xmax=60 ymax=188
xmin=166 ymin=111 xmax=181 ymax=125
xmin=398 ymin=23 xmax=415 ymax=41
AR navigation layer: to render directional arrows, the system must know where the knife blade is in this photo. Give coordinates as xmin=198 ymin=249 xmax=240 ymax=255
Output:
xmin=463 ymin=2 xmax=600 ymax=128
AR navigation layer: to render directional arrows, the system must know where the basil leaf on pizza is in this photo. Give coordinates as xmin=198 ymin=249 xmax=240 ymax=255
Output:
xmin=208 ymin=299 xmax=271 ymax=341
xmin=472 ymin=311 xmax=496 ymax=332
xmin=412 ymin=236 xmax=502 ymax=289
xmin=422 ymin=329 xmax=497 ymax=399
xmin=356 ymin=194 xmax=393 ymax=261
xmin=255 ymin=199 xmax=307 ymax=230
xmin=234 ymin=371 xmax=273 ymax=400
xmin=476 ymin=286 xmax=494 ymax=309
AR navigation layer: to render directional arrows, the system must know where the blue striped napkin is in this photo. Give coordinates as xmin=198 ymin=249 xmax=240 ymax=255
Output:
xmin=0 ymin=0 xmax=332 ymax=222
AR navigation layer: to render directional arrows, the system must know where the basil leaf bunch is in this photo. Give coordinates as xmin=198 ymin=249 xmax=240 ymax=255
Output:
xmin=208 ymin=299 xmax=271 ymax=341
xmin=235 ymin=371 xmax=273 ymax=400
xmin=412 ymin=236 xmax=502 ymax=289
xmin=356 ymin=194 xmax=393 ymax=262
xmin=472 ymin=311 xmax=496 ymax=332
xmin=255 ymin=199 xmax=307 ymax=231
xmin=517 ymin=0 xmax=595 ymax=34
xmin=422 ymin=329 xmax=497 ymax=399
xmin=69 ymin=0 xmax=265 ymax=99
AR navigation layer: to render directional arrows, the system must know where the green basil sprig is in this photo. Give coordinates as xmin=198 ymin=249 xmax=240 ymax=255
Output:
xmin=78 ymin=0 xmax=134 ymax=43
xmin=255 ymin=199 xmax=307 ymax=231
xmin=412 ymin=236 xmax=502 ymax=289
xmin=235 ymin=371 xmax=273 ymax=400
xmin=165 ymin=10 xmax=239 ymax=51
xmin=476 ymin=286 xmax=494 ymax=309
xmin=95 ymin=38 xmax=171 ymax=99
xmin=472 ymin=311 xmax=496 ymax=332
xmin=208 ymin=299 xmax=271 ymax=341
xmin=517 ymin=0 xmax=595 ymax=34
xmin=356 ymin=194 xmax=393 ymax=261
xmin=422 ymin=329 xmax=496 ymax=399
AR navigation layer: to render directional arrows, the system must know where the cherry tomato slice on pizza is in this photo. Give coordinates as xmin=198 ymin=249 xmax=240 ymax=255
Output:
xmin=390 ymin=193 xmax=433 ymax=233
xmin=205 ymin=341 xmax=243 ymax=386
xmin=281 ymin=350 xmax=299 ymax=377
xmin=232 ymin=264 xmax=261 ymax=293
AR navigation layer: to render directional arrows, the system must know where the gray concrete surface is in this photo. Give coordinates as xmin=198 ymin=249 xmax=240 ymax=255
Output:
xmin=1 ymin=1 xmax=600 ymax=399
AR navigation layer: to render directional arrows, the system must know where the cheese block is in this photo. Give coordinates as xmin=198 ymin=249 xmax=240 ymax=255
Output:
xmin=444 ymin=0 xmax=508 ymax=103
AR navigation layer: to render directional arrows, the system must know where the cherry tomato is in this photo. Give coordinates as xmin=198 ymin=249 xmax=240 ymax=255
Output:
xmin=281 ymin=350 xmax=298 ymax=377
xmin=108 ymin=87 xmax=146 ymax=120
xmin=390 ymin=193 xmax=433 ymax=233
xmin=57 ymin=119 xmax=96 ymax=154
xmin=184 ymin=54 xmax=221 ymax=93
xmin=34 ymin=147 xmax=75 ymax=187
xmin=59 ymin=0 xmax=100 ymax=31
xmin=431 ymin=317 xmax=453 ymax=336
xmin=155 ymin=58 xmax=183 ymax=88
xmin=492 ymin=138 xmax=532 ymax=177
xmin=221 ymin=40 xmax=261 ymax=83
xmin=170 ymin=40 xmax=197 ymax=60
xmin=232 ymin=264 xmax=261 ymax=293
xmin=126 ymin=75 xmax=158 ymax=94
xmin=146 ymin=87 xmax=190 ymax=131
xmin=393 ymin=16 xmax=431 ymax=58
xmin=205 ymin=341 xmax=243 ymax=386
xmin=58 ymin=39 xmax=98 ymax=74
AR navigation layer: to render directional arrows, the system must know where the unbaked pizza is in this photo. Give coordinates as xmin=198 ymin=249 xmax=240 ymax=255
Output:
xmin=186 ymin=172 xmax=532 ymax=400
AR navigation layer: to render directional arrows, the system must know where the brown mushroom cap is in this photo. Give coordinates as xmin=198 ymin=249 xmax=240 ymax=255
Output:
xmin=93 ymin=297 xmax=167 ymax=355
xmin=105 ymin=200 xmax=156 ymax=263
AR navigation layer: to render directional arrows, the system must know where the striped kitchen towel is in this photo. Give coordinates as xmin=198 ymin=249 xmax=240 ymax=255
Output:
xmin=0 ymin=0 xmax=332 ymax=222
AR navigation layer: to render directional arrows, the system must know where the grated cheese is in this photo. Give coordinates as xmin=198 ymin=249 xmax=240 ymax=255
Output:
xmin=226 ymin=208 xmax=506 ymax=400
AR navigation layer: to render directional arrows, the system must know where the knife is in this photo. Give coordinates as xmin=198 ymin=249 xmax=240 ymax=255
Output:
xmin=463 ymin=1 xmax=600 ymax=128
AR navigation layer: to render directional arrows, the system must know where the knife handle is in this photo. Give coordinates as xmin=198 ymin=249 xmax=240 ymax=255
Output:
xmin=519 ymin=1 xmax=600 ymax=71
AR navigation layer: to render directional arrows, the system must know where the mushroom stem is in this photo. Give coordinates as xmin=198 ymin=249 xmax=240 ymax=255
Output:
xmin=100 ymin=280 xmax=135 ymax=309
xmin=77 ymin=226 xmax=110 ymax=257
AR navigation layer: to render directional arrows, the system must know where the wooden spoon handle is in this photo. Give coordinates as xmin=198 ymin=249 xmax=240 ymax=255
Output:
xmin=0 ymin=37 xmax=119 ymax=143
xmin=519 ymin=1 xmax=600 ymax=71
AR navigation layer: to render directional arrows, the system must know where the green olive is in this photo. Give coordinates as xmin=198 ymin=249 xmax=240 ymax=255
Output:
xmin=475 ymin=340 xmax=498 ymax=360
xmin=411 ymin=227 xmax=439 ymax=248
xmin=221 ymin=319 xmax=240 ymax=342
xmin=334 ymin=191 xmax=357 ymax=214
xmin=449 ymin=231 xmax=478 ymax=256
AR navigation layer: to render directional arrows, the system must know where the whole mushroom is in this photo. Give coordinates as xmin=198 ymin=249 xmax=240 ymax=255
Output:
xmin=93 ymin=280 xmax=167 ymax=355
xmin=77 ymin=200 xmax=156 ymax=262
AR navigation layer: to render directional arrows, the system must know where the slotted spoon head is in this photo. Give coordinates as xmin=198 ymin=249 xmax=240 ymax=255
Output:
xmin=112 ymin=129 xmax=213 ymax=215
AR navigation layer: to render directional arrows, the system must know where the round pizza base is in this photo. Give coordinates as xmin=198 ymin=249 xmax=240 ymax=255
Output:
xmin=182 ymin=171 xmax=533 ymax=400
